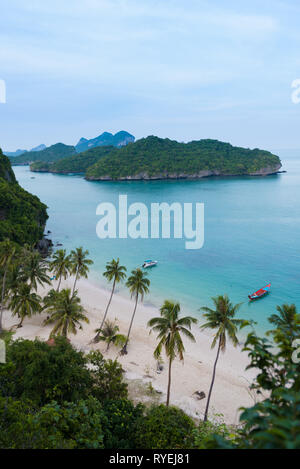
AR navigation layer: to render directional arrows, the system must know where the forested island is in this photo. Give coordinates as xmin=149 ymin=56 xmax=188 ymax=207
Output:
xmin=85 ymin=137 xmax=282 ymax=180
xmin=30 ymin=146 xmax=114 ymax=174
xmin=0 ymin=150 xmax=48 ymax=245
xmin=9 ymin=143 xmax=76 ymax=165
xmin=28 ymin=136 xmax=281 ymax=180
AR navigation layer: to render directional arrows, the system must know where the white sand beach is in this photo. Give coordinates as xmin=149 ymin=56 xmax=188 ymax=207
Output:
xmin=3 ymin=276 xmax=258 ymax=425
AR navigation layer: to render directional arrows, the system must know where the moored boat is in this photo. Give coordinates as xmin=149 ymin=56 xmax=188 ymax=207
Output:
xmin=248 ymin=283 xmax=271 ymax=300
xmin=142 ymin=260 xmax=158 ymax=268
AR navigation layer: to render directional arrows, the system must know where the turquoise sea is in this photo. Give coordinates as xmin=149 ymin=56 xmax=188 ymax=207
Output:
xmin=14 ymin=151 xmax=300 ymax=333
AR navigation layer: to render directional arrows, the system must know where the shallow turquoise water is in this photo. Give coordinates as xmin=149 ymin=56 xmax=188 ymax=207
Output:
xmin=14 ymin=152 xmax=300 ymax=333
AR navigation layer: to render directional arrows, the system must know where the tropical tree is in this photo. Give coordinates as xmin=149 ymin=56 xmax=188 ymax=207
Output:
xmin=148 ymin=301 xmax=197 ymax=406
xmin=200 ymin=295 xmax=245 ymax=422
xmin=95 ymin=320 xmax=126 ymax=351
xmin=50 ymin=249 xmax=71 ymax=292
xmin=268 ymin=304 xmax=300 ymax=340
xmin=22 ymin=251 xmax=51 ymax=291
xmin=70 ymin=247 xmax=93 ymax=295
xmin=93 ymin=258 xmax=127 ymax=343
xmin=43 ymin=288 xmax=89 ymax=339
xmin=9 ymin=283 xmax=42 ymax=328
xmin=0 ymin=239 xmax=17 ymax=333
xmin=121 ymin=268 xmax=150 ymax=354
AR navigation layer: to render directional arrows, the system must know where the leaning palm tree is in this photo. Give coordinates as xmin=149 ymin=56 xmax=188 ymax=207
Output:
xmin=70 ymin=247 xmax=93 ymax=295
xmin=121 ymin=268 xmax=150 ymax=354
xmin=9 ymin=283 xmax=42 ymax=328
xmin=93 ymin=258 xmax=127 ymax=342
xmin=95 ymin=320 xmax=126 ymax=351
xmin=148 ymin=300 xmax=197 ymax=406
xmin=200 ymin=295 xmax=244 ymax=422
xmin=0 ymin=239 xmax=17 ymax=333
xmin=43 ymin=288 xmax=89 ymax=339
xmin=22 ymin=251 xmax=51 ymax=291
xmin=50 ymin=249 xmax=71 ymax=292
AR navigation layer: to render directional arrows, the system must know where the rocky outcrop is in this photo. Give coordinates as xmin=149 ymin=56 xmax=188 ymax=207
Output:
xmin=36 ymin=237 xmax=53 ymax=257
xmin=86 ymin=164 xmax=282 ymax=181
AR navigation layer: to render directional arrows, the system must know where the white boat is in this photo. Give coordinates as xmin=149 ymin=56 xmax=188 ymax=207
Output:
xmin=142 ymin=259 xmax=158 ymax=268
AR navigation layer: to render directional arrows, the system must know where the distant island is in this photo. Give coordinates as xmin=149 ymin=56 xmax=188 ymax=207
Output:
xmin=22 ymin=136 xmax=281 ymax=180
xmin=7 ymin=131 xmax=135 ymax=165
xmin=31 ymin=146 xmax=114 ymax=174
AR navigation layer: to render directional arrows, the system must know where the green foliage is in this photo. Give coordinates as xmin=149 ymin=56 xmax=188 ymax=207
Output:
xmin=10 ymin=143 xmax=76 ymax=165
xmin=191 ymin=415 xmax=235 ymax=449
xmin=0 ymin=397 xmax=105 ymax=449
xmin=85 ymin=136 xmax=281 ymax=180
xmin=87 ymin=350 xmax=128 ymax=401
xmin=0 ymin=152 xmax=16 ymax=182
xmin=0 ymin=149 xmax=48 ymax=245
xmin=31 ymin=145 xmax=115 ymax=173
xmin=0 ymin=337 xmax=92 ymax=405
xmin=135 ymin=404 xmax=196 ymax=449
xmin=102 ymin=399 xmax=144 ymax=449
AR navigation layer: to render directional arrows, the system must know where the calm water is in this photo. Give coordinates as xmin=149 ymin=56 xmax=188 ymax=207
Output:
xmin=14 ymin=151 xmax=300 ymax=333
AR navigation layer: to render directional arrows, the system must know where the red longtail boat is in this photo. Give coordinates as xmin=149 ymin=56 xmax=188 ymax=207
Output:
xmin=248 ymin=283 xmax=271 ymax=301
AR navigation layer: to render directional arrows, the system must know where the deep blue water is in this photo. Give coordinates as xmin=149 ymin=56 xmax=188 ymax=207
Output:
xmin=14 ymin=151 xmax=300 ymax=333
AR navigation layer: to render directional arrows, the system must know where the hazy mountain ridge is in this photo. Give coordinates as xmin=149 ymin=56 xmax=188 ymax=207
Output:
xmin=6 ymin=131 xmax=135 ymax=164
xmin=75 ymin=131 xmax=135 ymax=153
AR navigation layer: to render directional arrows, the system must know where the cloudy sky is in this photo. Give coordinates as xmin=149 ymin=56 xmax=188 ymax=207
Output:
xmin=1 ymin=0 xmax=300 ymax=151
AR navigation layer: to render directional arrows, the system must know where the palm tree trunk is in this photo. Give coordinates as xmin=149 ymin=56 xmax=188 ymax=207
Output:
xmin=17 ymin=316 xmax=24 ymax=328
xmin=0 ymin=267 xmax=7 ymax=334
xmin=166 ymin=357 xmax=173 ymax=406
xmin=204 ymin=338 xmax=222 ymax=422
xmin=122 ymin=293 xmax=138 ymax=355
xmin=63 ymin=322 xmax=68 ymax=338
xmin=93 ymin=279 xmax=116 ymax=343
xmin=56 ymin=275 xmax=62 ymax=292
xmin=72 ymin=268 xmax=79 ymax=295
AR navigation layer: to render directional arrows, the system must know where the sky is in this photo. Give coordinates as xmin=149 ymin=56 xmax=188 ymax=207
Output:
xmin=1 ymin=0 xmax=300 ymax=151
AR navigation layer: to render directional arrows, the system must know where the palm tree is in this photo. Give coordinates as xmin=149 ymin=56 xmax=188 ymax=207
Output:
xmin=148 ymin=300 xmax=197 ymax=406
xmin=268 ymin=304 xmax=300 ymax=353
xmin=43 ymin=288 xmax=89 ymax=339
xmin=95 ymin=320 xmax=126 ymax=351
xmin=70 ymin=247 xmax=93 ymax=295
xmin=200 ymin=295 xmax=244 ymax=422
xmin=22 ymin=251 xmax=51 ymax=291
xmin=93 ymin=258 xmax=127 ymax=342
xmin=269 ymin=304 xmax=300 ymax=336
xmin=121 ymin=268 xmax=150 ymax=354
xmin=9 ymin=283 xmax=42 ymax=328
xmin=50 ymin=249 xmax=71 ymax=292
xmin=0 ymin=239 xmax=16 ymax=333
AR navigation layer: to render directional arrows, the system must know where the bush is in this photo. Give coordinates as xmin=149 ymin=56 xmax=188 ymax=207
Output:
xmin=102 ymin=399 xmax=144 ymax=449
xmin=0 ymin=396 xmax=105 ymax=449
xmin=88 ymin=350 xmax=128 ymax=402
xmin=0 ymin=337 xmax=92 ymax=405
xmin=135 ymin=405 xmax=196 ymax=449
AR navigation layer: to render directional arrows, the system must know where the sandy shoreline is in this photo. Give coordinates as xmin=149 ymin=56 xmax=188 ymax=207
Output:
xmin=3 ymin=276 xmax=257 ymax=424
